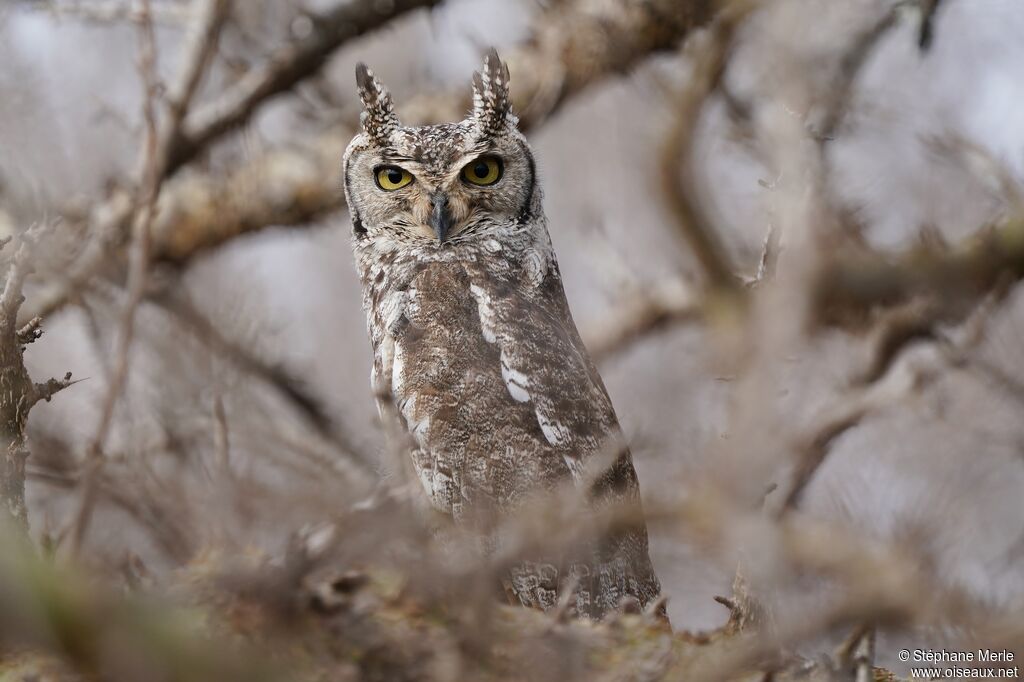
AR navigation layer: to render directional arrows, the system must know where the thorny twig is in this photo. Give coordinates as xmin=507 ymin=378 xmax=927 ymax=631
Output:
xmin=30 ymin=0 xmax=193 ymax=25
xmin=70 ymin=0 xmax=224 ymax=555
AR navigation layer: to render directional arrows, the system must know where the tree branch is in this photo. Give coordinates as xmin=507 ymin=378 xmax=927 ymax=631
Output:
xmin=0 ymin=228 xmax=74 ymax=534
xmin=164 ymin=0 xmax=444 ymax=176
xmin=660 ymin=2 xmax=755 ymax=294
xmin=95 ymin=0 xmax=721 ymax=262
xmin=814 ymin=214 xmax=1024 ymax=326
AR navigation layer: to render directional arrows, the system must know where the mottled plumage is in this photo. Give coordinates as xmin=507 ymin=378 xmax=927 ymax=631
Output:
xmin=342 ymin=50 xmax=663 ymax=619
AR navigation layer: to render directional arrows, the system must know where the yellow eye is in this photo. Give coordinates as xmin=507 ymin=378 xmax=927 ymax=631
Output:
xmin=461 ymin=156 xmax=503 ymax=186
xmin=375 ymin=166 xmax=413 ymax=191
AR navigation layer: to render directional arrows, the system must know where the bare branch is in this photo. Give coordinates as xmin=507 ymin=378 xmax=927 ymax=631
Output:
xmin=164 ymin=0 xmax=444 ymax=176
xmin=815 ymin=8 xmax=897 ymax=144
xmin=0 ymin=237 xmax=33 ymax=327
xmin=145 ymin=286 xmax=375 ymax=474
xmin=166 ymin=0 xmax=230 ymax=123
xmin=772 ymin=288 xmax=1005 ymax=518
xmin=660 ymin=3 xmax=755 ymax=294
xmin=585 ymin=278 xmax=701 ymax=363
xmin=918 ymin=0 xmax=944 ymax=51
xmin=71 ymin=0 xmax=167 ymax=555
xmin=160 ymin=0 xmax=721 ymax=256
xmin=814 ymin=214 xmax=1024 ymax=326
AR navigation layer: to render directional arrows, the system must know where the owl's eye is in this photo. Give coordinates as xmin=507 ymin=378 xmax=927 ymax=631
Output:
xmin=375 ymin=165 xmax=413 ymax=191
xmin=461 ymin=156 xmax=503 ymax=186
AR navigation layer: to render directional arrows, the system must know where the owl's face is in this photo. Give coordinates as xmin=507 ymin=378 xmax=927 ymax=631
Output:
xmin=343 ymin=51 xmax=541 ymax=259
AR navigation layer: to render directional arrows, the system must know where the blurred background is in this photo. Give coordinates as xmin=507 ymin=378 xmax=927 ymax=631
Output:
xmin=1 ymin=0 xmax=1023 ymax=677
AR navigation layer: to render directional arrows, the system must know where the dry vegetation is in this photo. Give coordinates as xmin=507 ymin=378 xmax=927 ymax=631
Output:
xmin=1 ymin=0 xmax=1022 ymax=679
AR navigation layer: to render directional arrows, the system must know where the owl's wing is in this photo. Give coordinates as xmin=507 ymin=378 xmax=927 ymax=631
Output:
xmin=467 ymin=258 xmax=664 ymax=618
xmin=383 ymin=257 xmax=661 ymax=619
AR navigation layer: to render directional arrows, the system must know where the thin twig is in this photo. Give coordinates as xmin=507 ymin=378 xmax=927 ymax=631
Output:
xmin=70 ymin=0 xmax=181 ymax=555
xmin=144 ymin=287 xmax=374 ymax=473
xmin=918 ymin=0 xmax=944 ymax=51
xmin=816 ymin=8 xmax=898 ymax=144
xmin=773 ymin=290 xmax=1004 ymax=517
xmin=661 ymin=4 xmax=755 ymax=294
xmin=164 ymin=0 xmax=443 ymax=175
xmin=152 ymin=0 xmax=232 ymax=180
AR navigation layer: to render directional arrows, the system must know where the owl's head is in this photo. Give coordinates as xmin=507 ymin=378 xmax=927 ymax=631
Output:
xmin=342 ymin=50 xmax=541 ymax=259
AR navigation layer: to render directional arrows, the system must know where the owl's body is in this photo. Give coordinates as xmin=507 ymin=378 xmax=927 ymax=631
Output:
xmin=343 ymin=52 xmax=662 ymax=619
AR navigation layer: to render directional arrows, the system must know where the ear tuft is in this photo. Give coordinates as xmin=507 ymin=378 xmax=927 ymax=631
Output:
xmin=355 ymin=62 xmax=399 ymax=145
xmin=472 ymin=48 xmax=513 ymax=136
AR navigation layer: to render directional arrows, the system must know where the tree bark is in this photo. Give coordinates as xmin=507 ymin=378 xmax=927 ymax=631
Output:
xmin=0 ymin=237 xmax=71 ymax=534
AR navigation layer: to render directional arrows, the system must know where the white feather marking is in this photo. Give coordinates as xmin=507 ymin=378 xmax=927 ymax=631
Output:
xmin=535 ymin=408 xmax=570 ymax=447
xmin=400 ymin=393 xmax=431 ymax=444
xmin=380 ymin=290 xmax=407 ymax=334
xmin=413 ymin=413 xmax=431 ymax=441
xmin=500 ymin=349 xmax=530 ymax=402
xmin=392 ymin=341 xmax=405 ymax=394
xmin=561 ymin=453 xmax=584 ymax=481
xmin=415 ymin=464 xmax=434 ymax=500
xmin=405 ymin=283 xmax=421 ymax=322
xmin=469 ymin=283 xmax=498 ymax=343
xmin=374 ymin=337 xmax=393 ymax=395
xmin=523 ymin=243 xmax=549 ymax=288
xmin=505 ymin=373 xmax=531 ymax=402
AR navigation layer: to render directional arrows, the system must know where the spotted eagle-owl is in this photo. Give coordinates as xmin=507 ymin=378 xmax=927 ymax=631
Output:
xmin=342 ymin=50 xmax=663 ymax=620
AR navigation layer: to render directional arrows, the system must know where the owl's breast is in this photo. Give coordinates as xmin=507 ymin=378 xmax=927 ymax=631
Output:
xmin=368 ymin=259 xmax=584 ymax=515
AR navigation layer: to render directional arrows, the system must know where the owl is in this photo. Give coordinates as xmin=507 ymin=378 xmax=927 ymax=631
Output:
xmin=342 ymin=50 xmax=664 ymax=620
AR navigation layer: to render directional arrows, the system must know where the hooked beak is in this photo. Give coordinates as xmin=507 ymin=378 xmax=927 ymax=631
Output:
xmin=429 ymin=192 xmax=453 ymax=244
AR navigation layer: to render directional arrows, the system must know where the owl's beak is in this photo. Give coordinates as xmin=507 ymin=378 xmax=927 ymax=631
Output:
xmin=429 ymin=192 xmax=453 ymax=244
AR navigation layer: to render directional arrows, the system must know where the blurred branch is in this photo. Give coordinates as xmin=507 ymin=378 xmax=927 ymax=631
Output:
xmin=27 ymin=0 xmax=193 ymax=25
xmin=0 ymin=528 xmax=276 ymax=682
xmin=71 ymin=0 xmax=211 ymax=555
xmin=850 ymin=297 xmax=941 ymax=385
xmin=164 ymin=0 xmax=444 ymax=176
xmin=45 ymin=0 xmax=722 ymax=277
xmin=156 ymin=0 xmax=232 ymax=179
xmin=814 ymin=213 xmax=1024 ymax=325
xmin=28 ymin=432 xmax=198 ymax=562
xmin=918 ymin=0 xmax=944 ymax=51
xmin=22 ymin=0 xmax=725 ymax=334
xmin=145 ymin=286 xmax=376 ymax=476
xmin=585 ymin=278 xmax=701 ymax=363
xmin=774 ymin=279 xmax=1004 ymax=516
xmin=661 ymin=2 xmax=755 ymax=295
